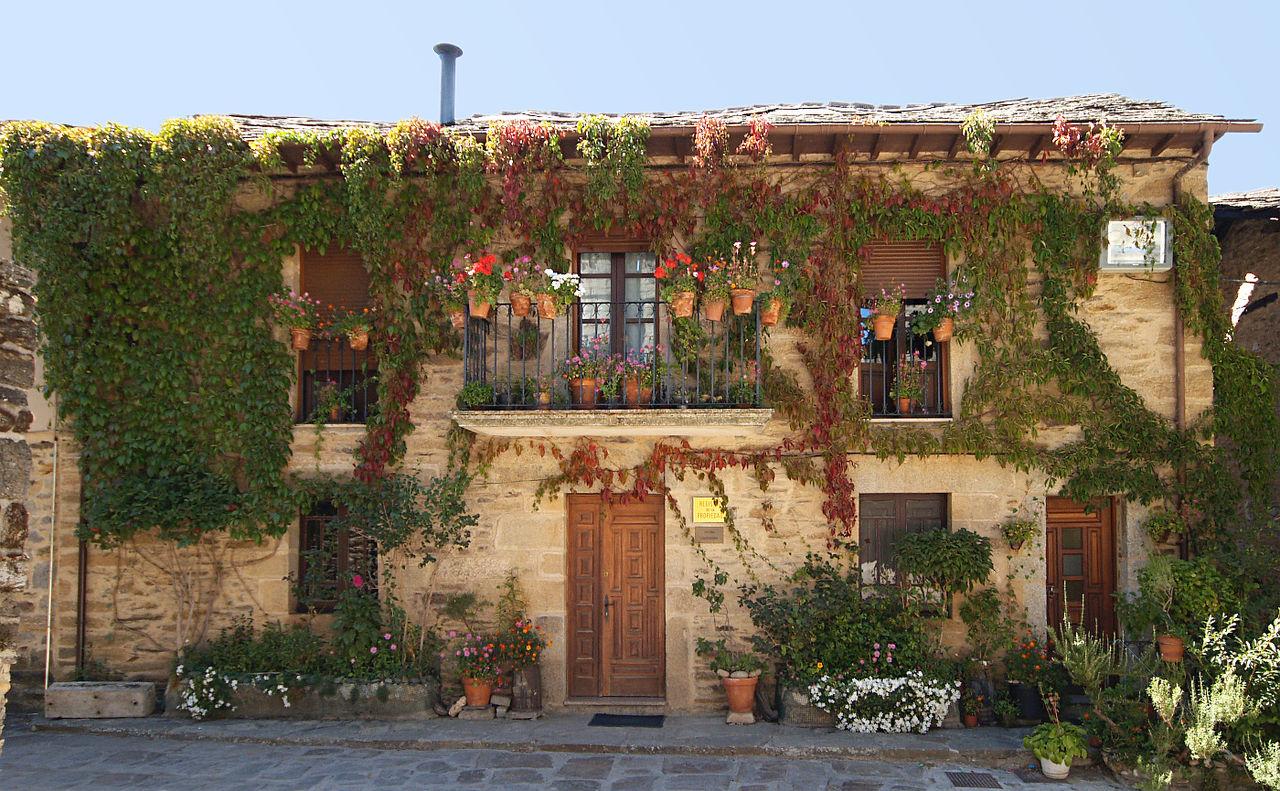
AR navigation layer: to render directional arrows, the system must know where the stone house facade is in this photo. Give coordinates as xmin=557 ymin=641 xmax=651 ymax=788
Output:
xmin=1 ymin=95 xmax=1262 ymax=713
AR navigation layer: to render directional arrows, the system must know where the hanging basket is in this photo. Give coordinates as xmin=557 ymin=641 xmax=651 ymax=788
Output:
xmin=933 ymin=317 xmax=954 ymax=343
xmin=760 ymin=298 xmax=783 ymax=327
xmin=872 ymin=314 xmax=896 ymax=341
xmin=670 ymin=291 xmax=696 ymax=319
xmin=347 ymin=330 xmax=369 ymax=351
xmin=510 ymin=293 xmax=532 ymax=318
xmin=290 ymin=327 xmax=312 ymax=351
xmin=448 ymin=309 xmax=466 ymax=330
xmin=703 ymin=299 xmax=726 ymax=322
xmin=467 ymin=291 xmax=492 ymax=321
xmin=730 ymin=288 xmax=756 ymax=315
xmin=535 ymin=292 xmax=558 ymax=320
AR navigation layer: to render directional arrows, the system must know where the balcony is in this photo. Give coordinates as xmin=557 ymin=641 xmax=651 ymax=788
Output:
xmin=297 ymin=335 xmax=378 ymax=424
xmin=859 ymin=304 xmax=950 ymax=419
xmin=454 ymin=299 xmax=772 ymax=438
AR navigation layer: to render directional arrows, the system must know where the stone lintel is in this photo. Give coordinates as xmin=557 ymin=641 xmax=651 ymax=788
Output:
xmin=451 ymin=408 xmax=774 ymax=438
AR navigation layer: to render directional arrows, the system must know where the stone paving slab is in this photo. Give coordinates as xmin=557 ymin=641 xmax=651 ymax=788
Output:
xmin=0 ymin=715 xmax=1132 ymax=790
xmin=26 ymin=712 xmax=1036 ymax=765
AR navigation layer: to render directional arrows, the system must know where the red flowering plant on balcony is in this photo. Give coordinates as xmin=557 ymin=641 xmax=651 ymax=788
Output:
xmin=504 ymin=255 xmax=539 ymax=298
xmin=462 ymin=252 xmax=504 ymax=305
xmin=432 ymin=267 xmax=468 ymax=312
xmin=268 ymin=290 xmax=321 ymax=330
xmin=654 ymin=252 xmax=703 ymax=307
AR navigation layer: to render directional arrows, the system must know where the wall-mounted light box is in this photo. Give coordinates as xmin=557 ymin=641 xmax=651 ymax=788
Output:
xmin=1098 ymin=218 xmax=1172 ymax=272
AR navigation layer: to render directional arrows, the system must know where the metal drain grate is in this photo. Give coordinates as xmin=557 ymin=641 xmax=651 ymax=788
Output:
xmin=945 ymin=771 xmax=1002 ymax=789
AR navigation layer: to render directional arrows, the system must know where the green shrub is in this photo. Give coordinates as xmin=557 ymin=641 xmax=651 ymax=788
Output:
xmin=895 ymin=528 xmax=993 ymax=599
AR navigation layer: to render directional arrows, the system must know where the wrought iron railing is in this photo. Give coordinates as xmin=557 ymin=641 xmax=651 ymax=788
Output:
xmin=859 ymin=304 xmax=949 ymax=418
xmin=297 ymin=335 xmax=378 ymax=423
xmin=461 ymin=299 xmax=763 ymax=409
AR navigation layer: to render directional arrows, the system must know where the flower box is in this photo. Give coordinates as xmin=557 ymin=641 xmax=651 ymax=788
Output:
xmin=164 ymin=677 xmax=440 ymax=720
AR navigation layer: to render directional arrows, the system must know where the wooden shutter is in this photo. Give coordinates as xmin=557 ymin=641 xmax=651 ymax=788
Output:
xmin=859 ymin=241 xmax=945 ymax=299
xmin=300 ymin=247 xmax=371 ymax=318
xmin=858 ymin=494 xmax=948 ymax=584
xmin=296 ymin=501 xmax=378 ymax=614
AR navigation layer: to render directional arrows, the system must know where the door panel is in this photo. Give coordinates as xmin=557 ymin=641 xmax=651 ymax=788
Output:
xmin=566 ymin=494 xmax=665 ymax=698
xmin=1046 ymin=497 xmax=1116 ymax=635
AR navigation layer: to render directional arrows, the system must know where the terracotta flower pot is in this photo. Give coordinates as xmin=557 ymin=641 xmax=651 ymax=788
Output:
xmin=640 ymin=385 xmax=653 ymax=406
xmin=872 ymin=314 xmax=896 ymax=341
xmin=448 ymin=309 xmax=466 ymax=330
xmin=510 ymin=293 xmax=532 ymax=318
xmin=347 ymin=330 xmax=369 ymax=351
xmin=897 ymin=396 xmax=913 ymax=415
xmin=670 ymin=290 xmax=696 ymax=319
xmin=468 ymin=291 xmax=491 ymax=321
xmin=290 ymin=327 xmax=311 ymax=351
xmin=624 ymin=376 xmax=641 ymax=407
xmin=569 ymin=377 xmax=598 ymax=408
xmin=721 ymin=676 xmax=758 ymax=715
xmin=760 ymin=297 xmax=783 ymax=327
xmin=730 ymin=288 xmax=756 ymax=315
xmin=1156 ymin=634 xmax=1185 ymax=662
xmin=461 ymin=676 xmax=494 ymax=708
xmin=963 ymin=712 xmax=979 ymax=728
xmin=703 ymin=299 xmax=727 ymax=322
xmin=933 ymin=317 xmax=954 ymax=343
xmin=537 ymin=390 xmax=552 ymax=410
xmin=536 ymin=292 xmax=559 ymax=320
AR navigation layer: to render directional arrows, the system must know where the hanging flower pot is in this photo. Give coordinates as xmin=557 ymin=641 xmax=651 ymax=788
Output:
xmin=760 ymin=298 xmax=783 ymax=327
xmin=448 ymin=309 xmax=466 ymax=330
xmin=569 ymin=377 xmax=598 ymax=409
xmin=670 ymin=290 xmax=696 ymax=319
xmin=703 ymin=299 xmax=727 ymax=322
xmin=510 ymin=293 xmax=532 ymax=318
xmin=468 ymin=290 xmax=492 ymax=321
xmin=461 ymin=676 xmax=494 ymax=708
xmin=933 ymin=317 xmax=955 ymax=343
xmin=898 ymin=396 xmax=913 ymax=415
xmin=1156 ymin=635 xmax=1185 ymax=662
xmin=347 ymin=330 xmax=369 ymax=351
xmin=290 ymin=327 xmax=312 ymax=351
xmin=536 ymin=292 xmax=558 ymax=320
xmin=730 ymin=288 xmax=756 ymax=315
xmin=873 ymin=314 xmax=896 ymax=341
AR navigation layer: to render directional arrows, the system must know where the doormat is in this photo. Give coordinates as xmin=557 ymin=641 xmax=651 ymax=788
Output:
xmin=588 ymin=713 xmax=665 ymax=728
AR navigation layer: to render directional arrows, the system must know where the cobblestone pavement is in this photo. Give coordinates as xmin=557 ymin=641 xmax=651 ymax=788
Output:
xmin=0 ymin=719 xmax=1130 ymax=790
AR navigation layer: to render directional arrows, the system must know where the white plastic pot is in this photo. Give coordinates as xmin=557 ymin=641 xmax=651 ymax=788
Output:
xmin=1039 ymin=756 xmax=1070 ymax=779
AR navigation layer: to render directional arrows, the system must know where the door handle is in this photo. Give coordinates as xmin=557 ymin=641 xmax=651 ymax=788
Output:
xmin=603 ymin=594 xmax=611 ymax=619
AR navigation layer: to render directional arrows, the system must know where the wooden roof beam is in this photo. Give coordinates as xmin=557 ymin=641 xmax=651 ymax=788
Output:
xmin=790 ymin=132 xmax=801 ymax=162
xmin=1150 ymin=133 xmax=1176 ymax=156
xmin=1027 ymin=134 xmax=1049 ymax=161
xmin=907 ymin=134 xmax=922 ymax=160
xmin=946 ymin=134 xmax=961 ymax=159
xmin=988 ymin=134 xmax=1003 ymax=158
xmin=868 ymin=133 xmax=883 ymax=161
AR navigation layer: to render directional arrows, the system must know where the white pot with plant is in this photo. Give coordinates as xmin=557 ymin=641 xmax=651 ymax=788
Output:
xmin=1023 ymin=691 xmax=1089 ymax=779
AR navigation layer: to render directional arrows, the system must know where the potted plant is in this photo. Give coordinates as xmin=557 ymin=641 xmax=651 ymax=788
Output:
xmin=1001 ymin=518 xmax=1039 ymax=551
xmin=535 ymin=267 xmax=582 ymax=320
xmin=869 ymin=285 xmax=905 ymax=341
xmin=889 ymin=352 xmax=926 ymax=415
xmin=333 ymin=307 xmax=373 ymax=351
xmin=269 ymin=290 xmax=321 ymax=350
xmin=695 ymin=638 xmax=764 ymax=720
xmin=758 ymin=258 xmax=793 ymax=327
xmin=961 ymin=689 xmax=981 ymax=728
xmin=701 ymin=258 xmax=730 ymax=322
xmin=1142 ymin=509 xmax=1185 ymax=545
xmin=1023 ymin=693 xmax=1089 ymax=780
xmin=315 ymin=379 xmax=350 ymax=422
xmin=993 ymin=695 xmax=1019 ymax=728
xmin=453 ymin=633 xmax=500 ymax=708
xmin=535 ymin=375 xmax=554 ymax=410
xmin=911 ymin=274 xmax=975 ymax=343
xmin=623 ymin=347 xmax=660 ymax=407
xmin=728 ymin=363 xmax=757 ymax=407
xmin=504 ymin=256 xmax=536 ymax=317
xmin=1005 ymin=633 xmax=1061 ymax=721
xmin=456 ymin=380 xmax=495 ymax=410
xmin=655 ymin=253 xmax=702 ymax=319
xmin=496 ymin=617 xmax=549 ymax=716
xmin=462 ymin=252 xmax=503 ymax=321
xmin=1117 ymin=556 xmax=1235 ymax=663
xmin=559 ymin=335 xmax=610 ymax=409
xmin=597 ymin=352 xmax=626 ymax=406
xmin=434 ymin=269 xmax=469 ymax=330
xmin=726 ymin=241 xmax=759 ymax=315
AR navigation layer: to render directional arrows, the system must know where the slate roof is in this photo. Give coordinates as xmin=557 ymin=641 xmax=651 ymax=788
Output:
xmin=1212 ymin=188 xmax=1280 ymax=217
xmin=225 ymin=93 xmax=1258 ymax=141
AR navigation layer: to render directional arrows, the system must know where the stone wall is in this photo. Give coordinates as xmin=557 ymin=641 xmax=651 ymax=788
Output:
xmin=5 ymin=160 xmax=1212 ymax=712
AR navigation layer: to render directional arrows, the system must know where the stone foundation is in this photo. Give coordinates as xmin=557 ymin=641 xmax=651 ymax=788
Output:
xmin=163 ymin=679 xmax=441 ymax=720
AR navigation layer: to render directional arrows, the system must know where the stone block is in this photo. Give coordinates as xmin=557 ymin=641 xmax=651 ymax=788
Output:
xmin=163 ymin=680 xmax=439 ymax=720
xmin=458 ymin=705 xmax=495 ymax=720
xmin=45 ymin=681 xmax=157 ymax=718
xmin=778 ymin=687 xmax=835 ymax=728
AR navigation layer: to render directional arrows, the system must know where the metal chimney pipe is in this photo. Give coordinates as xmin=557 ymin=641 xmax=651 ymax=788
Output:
xmin=433 ymin=43 xmax=463 ymax=125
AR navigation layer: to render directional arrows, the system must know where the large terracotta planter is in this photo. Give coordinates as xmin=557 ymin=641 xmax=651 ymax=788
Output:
xmin=448 ymin=309 xmax=466 ymax=330
xmin=510 ymin=293 xmax=532 ymax=318
xmin=703 ymin=299 xmax=727 ymax=322
xmin=963 ymin=712 xmax=979 ymax=728
xmin=290 ymin=327 xmax=312 ymax=351
xmin=722 ymin=676 xmax=758 ymax=715
xmin=535 ymin=293 xmax=558 ymax=320
xmin=461 ymin=676 xmax=493 ymax=708
xmin=933 ymin=317 xmax=954 ymax=343
xmin=468 ymin=291 xmax=492 ymax=321
xmin=670 ymin=290 xmax=696 ymax=319
xmin=872 ymin=314 xmax=896 ymax=341
xmin=730 ymin=288 xmax=755 ymax=315
xmin=347 ymin=330 xmax=369 ymax=351
xmin=569 ymin=377 xmax=598 ymax=408
xmin=1156 ymin=634 xmax=1185 ymax=662
xmin=624 ymin=376 xmax=640 ymax=407
xmin=760 ymin=298 xmax=783 ymax=327
xmin=897 ymin=396 xmax=913 ymax=415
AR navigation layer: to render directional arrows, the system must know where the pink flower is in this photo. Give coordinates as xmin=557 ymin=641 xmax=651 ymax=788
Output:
xmin=390 ymin=644 xmax=397 ymax=651
xmin=370 ymin=646 xmax=378 ymax=654
xmin=873 ymin=643 xmax=880 ymax=650
xmin=351 ymin=574 xmax=364 ymax=589
xmin=887 ymin=656 xmax=893 ymax=663
xmin=888 ymin=643 xmax=896 ymax=650
xmin=384 ymin=633 xmax=392 ymax=640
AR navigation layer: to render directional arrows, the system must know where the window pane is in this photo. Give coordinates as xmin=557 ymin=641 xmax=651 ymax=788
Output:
xmin=626 ymin=252 xmax=656 ymax=273
xmin=1061 ymin=527 xmax=1083 ymax=549
xmin=1065 ymin=580 xmax=1085 ymax=600
xmin=624 ymin=322 xmax=654 ymax=354
xmin=580 ymin=278 xmax=611 ymax=308
xmin=625 ymin=277 xmax=656 ymax=302
xmin=580 ymin=252 xmax=612 ymax=274
xmin=1062 ymin=554 xmax=1084 ymax=577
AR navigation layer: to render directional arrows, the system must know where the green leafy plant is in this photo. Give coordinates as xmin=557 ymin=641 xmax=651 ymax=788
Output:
xmin=1000 ymin=518 xmax=1039 ymax=549
xmin=1142 ymin=510 xmax=1186 ymax=544
xmin=456 ymin=381 xmax=495 ymax=409
xmin=1024 ymin=720 xmax=1089 ymax=765
xmin=695 ymin=637 xmax=765 ymax=674
xmin=894 ymin=528 xmax=993 ymax=600
xmin=1118 ymin=556 xmax=1238 ymax=642
xmin=959 ymin=587 xmax=1024 ymax=663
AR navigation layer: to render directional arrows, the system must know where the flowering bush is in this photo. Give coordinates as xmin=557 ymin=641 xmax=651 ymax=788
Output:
xmin=654 ymin=252 xmax=703 ymax=302
xmin=701 ymin=256 xmax=730 ymax=301
xmin=912 ymin=275 xmax=975 ymax=337
xmin=1007 ymin=633 xmax=1058 ymax=686
xmin=174 ymin=665 xmax=237 ymax=719
xmin=497 ymin=618 xmax=549 ymax=671
xmin=808 ymin=671 xmax=960 ymax=733
xmin=503 ymin=255 xmax=538 ymax=297
xmin=332 ymin=306 xmax=374 ymax=338
xmin=461 ymin=252 xmax=503 ymax=303
xmin=890 ymin=352 xmax=928 ymax=402
xmin=560 ymin=334 xmax=611 ymax=381
xmin=452 ymin=633 xmax=501 ymax=681
xmin=268 ymin=290 xmax=321 ymax=329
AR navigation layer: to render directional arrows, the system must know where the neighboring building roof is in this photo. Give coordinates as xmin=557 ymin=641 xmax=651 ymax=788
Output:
xmin=226 ymin=93 xmax=1258 ymax=140
xmin=1212 ymin=188 xmax=1280 ymax=220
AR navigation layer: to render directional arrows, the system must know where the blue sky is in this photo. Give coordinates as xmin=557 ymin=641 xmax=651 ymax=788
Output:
xmin=5 ymin=0 xmax=1276 ymax=195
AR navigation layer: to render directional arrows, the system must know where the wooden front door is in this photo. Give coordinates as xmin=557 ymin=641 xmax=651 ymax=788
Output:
xmin=566 ymin=494 xmax=665 ymax=698
xmin=1046 ymin=497 xmax=1117 ymax=635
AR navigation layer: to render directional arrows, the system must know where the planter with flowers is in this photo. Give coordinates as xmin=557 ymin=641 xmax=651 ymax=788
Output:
xmin=333 ymin=307 xmax=373 ymax=351
xmin=623 ymin=346 xmax=661 ymax=407
xmin=535 ymin=267 xmax=583 ymax=320
xmin=434 ymin=269 xmax=469 ymax=330
xmin=504 ymin=256 xmax=537 ymax=317
xmin=912 ymin=274 xmax=975 ymax=343
xmin=890 ymin=352 xmax=927 ymax=415
xmin=452 ymin=633 xmax=501 ymax=708
xmin=1023 ymin=693 xmax=1089 ymax=779
xmin=696 ymin=638 xmax=765 ymax=723
xmin=961 ymin=689 xmax=982 ymax=727
xmin=1006 ymin=634 xmax=1063 ymax=721
xmin=701 ymin=258 xmax=730 ymax=321
xmin=869 ymin=285 xmax=905 ymax=341
xmin=726 ymin=241 xmax=760 ymax=315
xmin=759 ymin=258 xmax=794 ymax=327
xmin=655 ymin=253 xmax=702 ymax=318
xmin=269 ymin=290 xmax=322 ymax=350
xmin=462 ymin=253 xmax=503 ymax=321
xmin=1001 ymin=518 xmax=1039 ymax=551
xmin=497 ymin=618 xmax=550 ymax=718
xmin=560 ymin=334 xmax=611 ymax=408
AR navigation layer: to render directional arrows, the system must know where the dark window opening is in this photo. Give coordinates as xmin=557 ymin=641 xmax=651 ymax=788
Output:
xmin=297 ymin=247 xmax=378 ymax=423
xmin=295 ymin=500 xmax=378 ymax=614
xmin=858 ymin=493 xmax=948 ymax=586
xmin=576 ymin=249 xmax=659 ymax=356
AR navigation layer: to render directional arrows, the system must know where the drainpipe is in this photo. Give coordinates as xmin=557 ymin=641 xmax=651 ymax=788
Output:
xmin=432 ymin=43 xmax=463 ymax=126
xmin=1170 ymin=130 xmax=1214 ymax=560
xmin=75 ymin=534 xmax=86 ymax=673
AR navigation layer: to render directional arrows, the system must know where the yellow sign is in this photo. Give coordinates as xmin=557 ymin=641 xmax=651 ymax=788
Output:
xmin=692 ymin=496 xmax=727 ymax=524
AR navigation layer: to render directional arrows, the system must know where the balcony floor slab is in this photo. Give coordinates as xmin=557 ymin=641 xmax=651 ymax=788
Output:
xmin=451 ymin=408 xmax=774 ymax=438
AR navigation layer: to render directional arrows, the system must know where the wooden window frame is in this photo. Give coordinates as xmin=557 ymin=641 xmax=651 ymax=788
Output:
xmin=857 ymin=493 xmax=949 ymax=586
xmin=859 ymin=305 xmax=951 ymax=418
xmin=295 ymin=501 xmax=377 ymax=614
xmin=573 ymin=242 xmax=658 ymax=357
